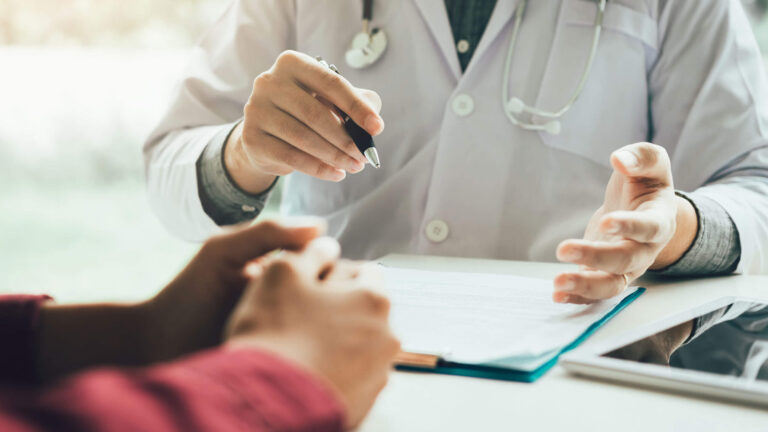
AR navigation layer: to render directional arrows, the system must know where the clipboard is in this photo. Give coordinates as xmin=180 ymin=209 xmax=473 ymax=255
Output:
xmin=394 ymin=288 xmax=645 ymax=382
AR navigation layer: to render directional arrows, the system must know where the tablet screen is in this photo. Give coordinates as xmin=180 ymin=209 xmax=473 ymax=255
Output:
xmin=602 ymin=301 xmax=768 ymax=382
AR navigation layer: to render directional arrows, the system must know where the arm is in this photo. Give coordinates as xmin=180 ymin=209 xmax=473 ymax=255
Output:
xmin=0 ymin=296 xmax=343 ymax=432
xmin=649 ymin=0 xmax=768 ymax=274
xmin=146 ymin=2 xmax=383 ymax=238
xmin=196 ymin=121 xmax=277 ymax=226
xmin=553 ymin=1 xmax=768 ymax=301
xmin=143 ymin=0 xmax=296 ymax=241
xmin=650 ymin=191 xmax=741 ymax=275
xmin=0 ymin=235 xmax=398 ymax=431
xmin=1 ymin=347 xmax=344 ymax=432
xmin=33 ymin=221 xmax=324 ymax=383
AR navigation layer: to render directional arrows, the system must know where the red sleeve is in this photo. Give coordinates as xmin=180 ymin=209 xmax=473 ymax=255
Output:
xmin=0 ymin=348 xmax=345 ymax=432
xmin=0 ymin=295 xmax=52 ymax=384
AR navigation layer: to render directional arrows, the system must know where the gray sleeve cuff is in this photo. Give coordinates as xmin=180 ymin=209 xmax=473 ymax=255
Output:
xmin=196 ymin=121 xmax=278 ymax=226
xmin=651 ymin=191 xmax=741 ymax=277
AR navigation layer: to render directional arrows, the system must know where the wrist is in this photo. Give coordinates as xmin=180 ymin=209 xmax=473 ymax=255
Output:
xmin=138 ymin=296 xmax=184 ymax=363
xmin=37 ymin=301 xmax=154 ymax=381
xmin=651 ymin=195 xmax=698 ymax=269
xmin=224 ymin=122 xmax=277 ymax=194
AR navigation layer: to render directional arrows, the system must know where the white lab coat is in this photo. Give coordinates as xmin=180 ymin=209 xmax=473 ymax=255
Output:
xmin=145 ymin=0 xmax=768 ymax=273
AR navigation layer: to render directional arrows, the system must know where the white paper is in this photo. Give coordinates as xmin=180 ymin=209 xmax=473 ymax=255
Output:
xmin=382 ymin=266 xmax=637 ymax=367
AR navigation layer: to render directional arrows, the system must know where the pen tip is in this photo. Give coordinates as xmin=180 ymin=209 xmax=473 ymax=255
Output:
xmin=364 ymin=148 xmax=381 ymax=169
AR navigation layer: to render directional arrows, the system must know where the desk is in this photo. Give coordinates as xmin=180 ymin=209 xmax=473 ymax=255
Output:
xmin=360 ymin=255 xmax=768 ymax=432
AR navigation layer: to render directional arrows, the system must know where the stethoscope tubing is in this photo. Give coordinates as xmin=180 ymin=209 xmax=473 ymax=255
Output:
xmin=356 ymin=0 xmax=607 ymax=134
xmin=502 ymin=0 xmax=607 ymax=131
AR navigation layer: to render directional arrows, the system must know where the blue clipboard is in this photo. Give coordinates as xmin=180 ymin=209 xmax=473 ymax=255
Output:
xmin=396 ymin=288 xmax=645 ymax=383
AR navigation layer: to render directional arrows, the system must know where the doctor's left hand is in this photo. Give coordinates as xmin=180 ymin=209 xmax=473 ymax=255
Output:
xmin=553 ymin=143 xmax=697 ymax=304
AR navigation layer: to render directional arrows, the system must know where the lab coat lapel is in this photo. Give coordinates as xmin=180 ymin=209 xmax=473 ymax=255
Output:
xmin=463 ymin=0 xmax=519 ymax=77
xmin=410 ymin=0 xmax=462 ymax=80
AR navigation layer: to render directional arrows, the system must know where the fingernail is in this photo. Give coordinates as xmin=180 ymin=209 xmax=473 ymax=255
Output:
xmin=555 ymin=294 xmax=571 ymax=304
xmin=564 ymin=249 xmax=583 ymax=261
xmin=616 ymin=151 xmax=639 ymax=169
xmin=308 ymin=236 xmax=342 ymax=256
xmin=364 ymin=115 xmax=383 ymax=134
xmin=558 ymin=279 xmax=577 ymax=292
xmin=348 ymin=159 xmax=365 ymax=173
xmin=333 ymin=169 xmax=346 ymax=181
xmin=605 ymin=221 xmax=621 ymax=235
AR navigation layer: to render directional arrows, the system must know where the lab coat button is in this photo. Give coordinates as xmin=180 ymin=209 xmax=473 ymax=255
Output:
xmin=425 ymin=219 xmax=450 ymax=243
xmin=457 ymin=39 xmax=470 ymax=54
xmin=452 ymin=94 xmax=474 ymax=117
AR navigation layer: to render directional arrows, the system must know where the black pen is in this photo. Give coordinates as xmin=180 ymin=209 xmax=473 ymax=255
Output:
xmin=316 ymin=57 xmax=381 ymax=169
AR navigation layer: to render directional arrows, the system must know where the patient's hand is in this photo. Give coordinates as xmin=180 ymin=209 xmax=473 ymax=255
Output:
xmin=36 ymin=220 xmax=326 ymax=381
xmin=225 ymin=238 xmax=400 ymax=429
xmin=144 ymin=219 xmax=325 ymax=361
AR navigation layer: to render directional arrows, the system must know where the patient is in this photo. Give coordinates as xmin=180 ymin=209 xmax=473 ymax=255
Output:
xmin=0 ymin=221 xmax=399 ymax=431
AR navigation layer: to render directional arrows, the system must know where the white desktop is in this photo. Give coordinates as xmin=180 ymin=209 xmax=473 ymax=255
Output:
xmin=360 ymin=255 xmax=768 ymax=432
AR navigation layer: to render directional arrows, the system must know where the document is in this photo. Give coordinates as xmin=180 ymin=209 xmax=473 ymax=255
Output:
xmin=382 ymin=266 xmax=639 ymax=371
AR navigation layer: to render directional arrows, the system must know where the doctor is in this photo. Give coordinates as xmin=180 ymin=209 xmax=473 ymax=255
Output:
xmin=145 ymin=0 xmax=768 ymax=304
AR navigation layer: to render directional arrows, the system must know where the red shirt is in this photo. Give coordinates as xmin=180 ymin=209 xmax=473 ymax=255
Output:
xmin=0 ymin=296 xmax=345 ymax=432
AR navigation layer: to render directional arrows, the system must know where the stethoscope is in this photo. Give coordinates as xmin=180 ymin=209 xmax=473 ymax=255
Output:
xmin=345 ymin=0 xmax=607 ymax=136
xmin=345 ymin=0 xmax=389 ymax=69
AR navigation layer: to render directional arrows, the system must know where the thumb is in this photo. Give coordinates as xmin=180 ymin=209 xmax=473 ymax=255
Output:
xmin=610 ymin=142 xmax=673 ymax=187
xmin=211 ymin=218 xmax=327 ymax=265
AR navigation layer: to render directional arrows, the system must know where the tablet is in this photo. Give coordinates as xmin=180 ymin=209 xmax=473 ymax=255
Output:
xmin=561 ymin=297 xmax=768 ymax=407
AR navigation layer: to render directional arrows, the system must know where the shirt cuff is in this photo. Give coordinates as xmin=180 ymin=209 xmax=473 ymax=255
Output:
xmin=196 ymin=121 xmax=278 ymax=226
xmin=651 ymin=191 xmax=741 ymax=277
xmin=0 ymin=295 xmax=53 ymax=384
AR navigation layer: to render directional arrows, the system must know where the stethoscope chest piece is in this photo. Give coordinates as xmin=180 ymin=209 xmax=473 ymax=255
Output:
xmin=346 ymin=28 xmax=388 ymax=69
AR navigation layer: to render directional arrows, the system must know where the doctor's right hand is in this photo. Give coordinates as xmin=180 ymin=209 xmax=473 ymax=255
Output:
xmin=224 ymin=50 xmax=385 ymax=194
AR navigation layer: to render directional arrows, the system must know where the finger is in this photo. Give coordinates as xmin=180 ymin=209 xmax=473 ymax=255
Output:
xmin=206 ymin=219 xmax=326 ymax=265
xmin=347 ymin=289 xmax=391 ymax=318
xmin=323 ymin=260 xmax=362 ymax=282
xmin=610 ymin=142 xmax=672 ymax=186
xmin=262 ymin=107 xmax=364 ymax=173
xmin=354 ymin=262 xmax=386 ymax=294
xmin=258 ymin=132 xmax=347 ymax=181
xmin=557 ymin=239 xmax=653 ymax=274
xmin=298 ymin=236 xmax=342 ymax=280
xmin=272 ymin=83 xmax=366 ymax=164
xmin=554 ymin=271 xmax=628 ymax=301
xmin=599 ymin=210 xmax=675 ymax=244
xmin=358 ymin=88 xmax=382 ymax=113
xmin=552 ymin=292 xmax=596 ymax=305
xmin=281 ymin=51 xmax=384 ymax=135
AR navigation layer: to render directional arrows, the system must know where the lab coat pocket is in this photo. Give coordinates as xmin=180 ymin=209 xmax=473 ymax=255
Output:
xmin=533 ymin=0 xmax=658 ymax=167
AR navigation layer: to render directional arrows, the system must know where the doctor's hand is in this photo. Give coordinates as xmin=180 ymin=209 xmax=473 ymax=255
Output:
xmin=553 ymin=143 xmax=697 ymax=304
xmin=224 ymin=50 xmax=385 ymax=194
xmin=226 ymin=238 xmax=399 ymax=429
